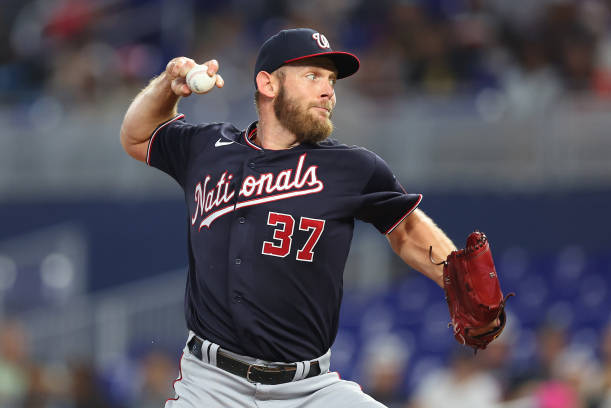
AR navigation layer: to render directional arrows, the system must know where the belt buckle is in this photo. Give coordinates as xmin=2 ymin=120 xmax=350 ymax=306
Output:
xmin=246 ymin=364 xmax=257 ymax=383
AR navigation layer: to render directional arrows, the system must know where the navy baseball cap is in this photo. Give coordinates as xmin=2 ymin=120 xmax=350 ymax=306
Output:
xmin=254 ymin=28 xmax=360 ymax=88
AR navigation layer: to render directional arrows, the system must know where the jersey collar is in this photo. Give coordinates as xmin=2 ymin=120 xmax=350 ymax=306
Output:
xmin=242 ymin=121 xmax=320 ymax=151
xmin=243 ymin=121 xmax=262 ymax=151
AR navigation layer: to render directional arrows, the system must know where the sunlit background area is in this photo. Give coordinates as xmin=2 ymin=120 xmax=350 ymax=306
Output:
xmin=1 ymin=0 xmax=611 ymax=407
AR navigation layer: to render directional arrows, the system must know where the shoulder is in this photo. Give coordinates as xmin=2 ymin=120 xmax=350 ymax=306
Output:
xmin=181 ymin=121 xmax=243 ymax=140
xmin=316 ymin=138 xmax=366 ymax=152
xmin=314 ymin=139 xmax=378 ymax=165
xmin=310 ymin=140 xmax=382 ymax=182
xmin=158 ymin=119 xmax=245 ymax=151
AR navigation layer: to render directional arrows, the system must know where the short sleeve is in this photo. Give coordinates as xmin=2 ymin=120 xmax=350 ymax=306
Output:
xmin=146 ymin=114 xmax=196 ymax=186
xmin=355 ymin=153 xmax=422 ymax=234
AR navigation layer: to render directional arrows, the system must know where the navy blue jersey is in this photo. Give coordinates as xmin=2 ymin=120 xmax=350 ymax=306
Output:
xmin=147 ymin=114 xmax=422 ymax=362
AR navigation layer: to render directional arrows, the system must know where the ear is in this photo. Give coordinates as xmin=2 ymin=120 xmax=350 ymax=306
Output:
xmin=256 ymin=71 xmax=276 ymax=98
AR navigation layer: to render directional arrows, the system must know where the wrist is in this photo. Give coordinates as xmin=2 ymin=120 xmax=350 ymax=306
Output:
xmin=153 ymin=72 xmax=177 ymax=96
xmin=145 ymin=73 xmax=180 ymax=115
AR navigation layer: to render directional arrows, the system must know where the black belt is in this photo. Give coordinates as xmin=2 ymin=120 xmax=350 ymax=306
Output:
xmin=187 ymin=336 xmax=321 ymax=385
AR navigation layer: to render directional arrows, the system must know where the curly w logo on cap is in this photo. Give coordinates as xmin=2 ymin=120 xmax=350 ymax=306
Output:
xmin=312 ymin=32 xmax=330 ymax=49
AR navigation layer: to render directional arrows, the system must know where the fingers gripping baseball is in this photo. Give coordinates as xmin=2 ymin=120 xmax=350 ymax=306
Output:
xmin=165 ymin=57 xmax=224 ymax=97
xmin=166 ymin=57 xmax=195 ymax=96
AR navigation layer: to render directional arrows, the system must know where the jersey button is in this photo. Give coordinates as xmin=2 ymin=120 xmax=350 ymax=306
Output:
xmin=235 ymin=258 xmax=242 ymax=265
xmin=239 ymin=217 xmax=246 ymax=224
xmin=248 ymin=162 xmax=255 ymax=169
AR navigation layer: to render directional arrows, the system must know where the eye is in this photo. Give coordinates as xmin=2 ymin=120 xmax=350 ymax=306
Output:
xmin=330 ymin=78 xmax=337 ymax=86
xmin=306 ymin=73 xmax=316 ymax=80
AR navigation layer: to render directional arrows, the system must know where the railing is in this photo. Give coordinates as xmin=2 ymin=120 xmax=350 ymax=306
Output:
xmin=17 ymin=269 xmax=187 ymax=367
xmin=1 ymin=92 xmax=610 ymax=199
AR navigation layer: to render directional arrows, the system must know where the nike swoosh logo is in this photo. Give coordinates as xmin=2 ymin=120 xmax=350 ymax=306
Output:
xmin=215 ymin=138 xmax=234 ymax=147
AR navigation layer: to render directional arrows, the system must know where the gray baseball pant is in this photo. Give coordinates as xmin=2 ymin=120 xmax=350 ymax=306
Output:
xmin=164 ymin=332 xmax=386 ymax=408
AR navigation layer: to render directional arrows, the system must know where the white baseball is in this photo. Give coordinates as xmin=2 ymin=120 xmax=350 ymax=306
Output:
xmin=186 ymin=64 xmax=217 ymax=94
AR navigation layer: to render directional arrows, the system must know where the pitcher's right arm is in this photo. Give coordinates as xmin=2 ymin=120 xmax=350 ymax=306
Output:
xmin=120 ymin=57 xmax=224 ymax=162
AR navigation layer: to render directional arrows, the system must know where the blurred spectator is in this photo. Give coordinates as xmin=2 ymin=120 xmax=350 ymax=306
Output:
xmin=408 ymin=347 xmax=501 ymax=408
xmin=3 ymin=0 xmax=611 ymax=107
xmin=477 ymin=325 xmax=515 ymax=399
xmin=132 ymin=349 xmax=176 ymax=408
xmin=499 ymin=31 xmax=563 ymax=117
xmin=0 ymin=319 xmax=74 ymax=408
xmin=448 ymin=0 xmax=500 ymax=92
xmin=558 ymin=28 xmax=597 ymax=92
xmin=535 ymin=381 xmax=581 ymax=408
xmin=359 ymin=333 xmax=410 ymax=408
xmin=512 ymin=324 xmax=569 ymax=391
xmin=404 ymin=21 xmax=458 ymax=95
xmin=588 ymin=325 xmax=611 ymax=407
xmin=69 ymin=360 xmax=111 ymax=408
xmin=553 ymin=345 xmax=599 ymax=406
xmin=0 ymin=320 xmax=30 ymax=406
xmin=506 ymin=322 xmax=600 ymax=408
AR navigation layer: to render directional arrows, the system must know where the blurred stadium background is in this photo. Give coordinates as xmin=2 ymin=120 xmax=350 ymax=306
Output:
xmin=1 ymin=0 xmax=611 ymax=407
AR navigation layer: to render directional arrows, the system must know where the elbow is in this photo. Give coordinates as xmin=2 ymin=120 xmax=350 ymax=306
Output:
xmin=119 ymin=125 xmax=129 ymax=153
xmin=119 ymin=123 xmax=147 ymax=162
xmin=387 ymin=232 xmax=408 ymax=257
xmin=119 ymin=124 xmax=134 ymax=157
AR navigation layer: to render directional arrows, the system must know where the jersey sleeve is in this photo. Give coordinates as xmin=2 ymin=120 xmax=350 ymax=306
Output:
xmin=355 ymin=153 xmax=422 ymax=234
xmin=146 ymin=114 xmax=197 ymax=186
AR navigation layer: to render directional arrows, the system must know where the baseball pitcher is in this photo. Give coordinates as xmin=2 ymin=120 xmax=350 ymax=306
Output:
xmin=120 ymin=28 xmax=509 ymax=408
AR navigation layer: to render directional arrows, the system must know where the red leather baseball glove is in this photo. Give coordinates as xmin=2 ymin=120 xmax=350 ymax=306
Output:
xmin=431 ymin=231 xmax=514 ymax=350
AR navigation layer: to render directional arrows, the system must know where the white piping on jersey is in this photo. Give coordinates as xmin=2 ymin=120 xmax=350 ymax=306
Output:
xmin=384 ymin=194 xmax=423 ymax=235
xmin=244 ymin=126 xmax=262 ymax=150
xmin=146 ymin=114 xmax=185 ymax=165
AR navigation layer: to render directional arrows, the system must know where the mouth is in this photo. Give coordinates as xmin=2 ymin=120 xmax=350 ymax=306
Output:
xmin=312 ymin=106 xmax=331 ymax=115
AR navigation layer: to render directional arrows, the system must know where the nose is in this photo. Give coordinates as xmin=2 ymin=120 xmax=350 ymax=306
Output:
xmin=320 ymin=80 xmax=334 ymax=100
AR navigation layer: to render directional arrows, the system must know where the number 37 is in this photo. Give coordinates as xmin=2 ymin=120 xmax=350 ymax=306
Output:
xmin=261 ymin=212 xmax=325 ymax=262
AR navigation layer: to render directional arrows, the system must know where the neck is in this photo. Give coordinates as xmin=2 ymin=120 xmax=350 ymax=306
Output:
xmin=256 ymin=112 xmax=299 ymax=150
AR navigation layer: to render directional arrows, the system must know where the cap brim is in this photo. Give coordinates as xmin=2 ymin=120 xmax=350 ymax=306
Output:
xmin=283 ymin=51 xmax=360 ymax=79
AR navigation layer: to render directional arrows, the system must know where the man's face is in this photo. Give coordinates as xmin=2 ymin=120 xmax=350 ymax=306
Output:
xmin=272 ymin=57 xmax=338 ymax=144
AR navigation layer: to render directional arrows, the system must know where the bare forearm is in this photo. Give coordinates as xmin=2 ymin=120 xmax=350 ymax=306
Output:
xmin=120 ymin=72 xmax=179 ymax=150
xmin=387 ymin=209 xmax=456 ymax=287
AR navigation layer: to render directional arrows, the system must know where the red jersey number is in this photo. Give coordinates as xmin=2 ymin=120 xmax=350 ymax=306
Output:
xmin=261 ymin=212 xmax=295 ymax=258
xmin=295 ymin=217 xmax=325 ymax=262
xmin=261 ymin=212 xmax=325 ymax=262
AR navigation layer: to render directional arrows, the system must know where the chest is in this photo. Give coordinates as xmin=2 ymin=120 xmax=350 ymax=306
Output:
xmin=185 ymin=147 xmax=365 ymax=230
